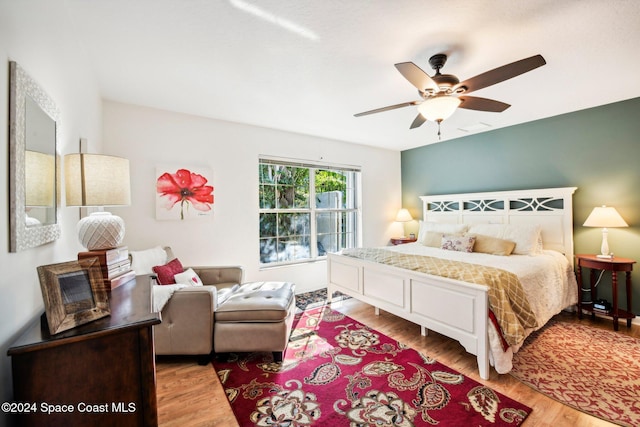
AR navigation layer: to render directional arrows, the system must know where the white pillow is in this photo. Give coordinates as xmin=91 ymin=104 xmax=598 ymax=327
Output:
xmin=173 ymin=268 xmax=204 ymax=286
xmin=418 ymin=221 xmax=468 ymax=245
xmin=467 ymin=224 xmax=542 ymax=255
xmin=130 ymin=246 xmax=167 ymax=275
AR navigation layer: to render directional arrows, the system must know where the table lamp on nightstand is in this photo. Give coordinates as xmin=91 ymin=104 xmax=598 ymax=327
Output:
xmin=583 ymin=205 xmax=628 ymax=258
xmin=395 ymin=208 xmax=413 ymax=238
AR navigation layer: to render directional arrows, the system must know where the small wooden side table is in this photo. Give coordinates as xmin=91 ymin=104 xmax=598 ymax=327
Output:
xmin=390 ymin=236 xmax=417 ymax=245
xmin=575 ymin=254 xmax=636 ymax=331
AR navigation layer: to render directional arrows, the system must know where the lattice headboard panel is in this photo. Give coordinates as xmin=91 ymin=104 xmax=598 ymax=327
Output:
xmin=420 ymin=187 xmax=577 ymax=265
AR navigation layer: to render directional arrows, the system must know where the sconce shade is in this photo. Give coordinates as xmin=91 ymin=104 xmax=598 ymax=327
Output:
xmin=64 ymin=153 xmax=131 ymax=250
xmin=25 ymin=150 xmax=55 ymax=207
xmin=583 ymin=206 xmax=628 ymax=228
xmin=395 ymin=208 xmax=413 ymax=222
xmin=417 ymin=95 xmax=461 ymax=122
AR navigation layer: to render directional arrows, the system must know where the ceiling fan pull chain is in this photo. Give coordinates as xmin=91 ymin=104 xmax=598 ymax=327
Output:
xmin=437 ymin=119 xmax=442 ymax=140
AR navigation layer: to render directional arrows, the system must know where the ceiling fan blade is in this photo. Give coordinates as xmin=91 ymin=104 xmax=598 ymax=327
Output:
xmin=394 ymin=62 xmax=439 ymax=92
xmin=454 ymin=54 xmax=546 ymax=94
xmin=354 ymin=101 xmax=418 ymax=117
xmin=458 ymin=96 xmax=510 ymax=112
xmin=409 ymin=114 xmax=427 ymax=129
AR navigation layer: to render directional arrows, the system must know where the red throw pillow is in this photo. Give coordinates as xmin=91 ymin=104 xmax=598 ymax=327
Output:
xmin=152 ymin=258 xmax=184 ymax=285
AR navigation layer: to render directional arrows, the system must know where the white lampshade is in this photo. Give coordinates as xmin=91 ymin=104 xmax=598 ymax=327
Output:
xmin=417 ymin=95 xmax=461 ymax=122
xmin=25 ymin=150 xmax=55 ymax=207
xmin=583 ymin=205 xmax=628 ymax=258
xmin=583 ymin=206 xmax=628 ymax=228
xmin=65 ymin=153 xmax=131 ymax=250
xmin=395 ymin=208 xmax=413 ymax=222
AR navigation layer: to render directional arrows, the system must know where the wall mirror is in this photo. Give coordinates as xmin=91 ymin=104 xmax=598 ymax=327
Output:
xmin=9 ymin=61 xmax=61 ymax=252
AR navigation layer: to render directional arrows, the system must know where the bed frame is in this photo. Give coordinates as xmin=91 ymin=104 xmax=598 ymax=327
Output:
xmin=327 ymin=187 xmax=577 ymax=379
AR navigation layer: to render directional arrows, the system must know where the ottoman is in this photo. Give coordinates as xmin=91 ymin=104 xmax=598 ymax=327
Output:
xmin=213 ymin=281 xmax=296 ymax=362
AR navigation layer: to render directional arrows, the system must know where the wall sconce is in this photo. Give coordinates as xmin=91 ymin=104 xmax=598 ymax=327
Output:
xmin=65 ymin=153 xmax=131 ymax=250
xmin=583 ymin=205 xmax=628 ymax=258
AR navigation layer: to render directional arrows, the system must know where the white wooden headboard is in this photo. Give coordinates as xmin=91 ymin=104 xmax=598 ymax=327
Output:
xmin=420 ymin=187 xmax=577 ymax=265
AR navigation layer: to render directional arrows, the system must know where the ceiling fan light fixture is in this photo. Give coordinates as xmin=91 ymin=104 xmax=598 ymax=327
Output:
xmin=417 ymin=95 xmax=461 ymax=122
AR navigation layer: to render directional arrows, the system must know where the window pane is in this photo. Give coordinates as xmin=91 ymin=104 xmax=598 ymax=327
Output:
xmin=276 ymin=184 xmax=308 ymax=209
xmin=259 ymin=238 xmax=278 ymax=263
xmin=278 ymin=213 xmax=310 ymax=237
xmin=259 ymin=164 xmax=277 ymax=184
xmin=315 ymin=169 xmax=354 ymax=209
xmin=259 ymin=184 xmax=276 ymax=209
xmin=259 ymin=213 xmax=277 ymax=238
xmin=279 ymin=236 xmax=310 ymax=262
xmin=316 ymin=211 xmax=357 ymax=254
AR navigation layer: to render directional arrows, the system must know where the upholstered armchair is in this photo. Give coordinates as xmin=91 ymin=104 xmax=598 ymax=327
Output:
xmin=130 ymin=247 xmax=244 ymax=362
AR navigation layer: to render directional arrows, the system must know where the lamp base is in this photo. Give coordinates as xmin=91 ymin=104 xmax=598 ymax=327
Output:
xmin=77 ymin=211 xmax=125 ymax=251
xmin=596 ymin=254 xmax=613 ymax=259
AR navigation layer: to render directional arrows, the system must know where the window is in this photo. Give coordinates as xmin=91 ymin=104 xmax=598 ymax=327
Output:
xmin=259 ymin=158 xmax=360 ymax=266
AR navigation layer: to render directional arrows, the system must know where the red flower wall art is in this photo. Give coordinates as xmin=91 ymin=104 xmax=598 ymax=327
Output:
xmin=156 ymin=166 xmax=214 ymax=220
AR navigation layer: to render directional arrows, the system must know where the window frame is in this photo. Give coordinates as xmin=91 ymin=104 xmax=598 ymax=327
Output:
xmin=259 ymin=157 xmax=361 ymax=268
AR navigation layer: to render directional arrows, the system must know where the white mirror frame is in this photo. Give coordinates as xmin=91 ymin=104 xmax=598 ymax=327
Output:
xmin=9 ymin=61 xmax=61 ymax=252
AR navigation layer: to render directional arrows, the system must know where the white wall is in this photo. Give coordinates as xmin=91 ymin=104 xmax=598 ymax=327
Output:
xmin=0 ymin=0 xmax=102 ymax=414
xmin=103 ymin=101 xmax=403 ymax=292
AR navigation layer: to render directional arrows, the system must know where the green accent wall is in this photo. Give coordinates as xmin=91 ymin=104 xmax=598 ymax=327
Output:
xmin=401 ymin=96 xmax=640 ymax=316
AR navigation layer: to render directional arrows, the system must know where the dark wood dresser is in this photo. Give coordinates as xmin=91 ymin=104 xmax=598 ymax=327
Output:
xmin=7 ymin=276 xmax=160 ymax=427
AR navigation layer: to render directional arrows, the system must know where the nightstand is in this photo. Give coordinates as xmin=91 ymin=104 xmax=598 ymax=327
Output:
xmin=575 ymin=254 xmax=636 ymax=331
xmin=390 ymin=236 xmax=417 ymax=245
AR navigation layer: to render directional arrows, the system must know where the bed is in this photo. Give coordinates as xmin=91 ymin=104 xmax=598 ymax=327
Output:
xmin=327 ymin=187 xmax=578 ymax=380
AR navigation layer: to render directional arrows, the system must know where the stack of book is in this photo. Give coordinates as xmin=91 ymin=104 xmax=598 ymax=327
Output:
xmin=78 ymin=246 xmax=136 ymax=290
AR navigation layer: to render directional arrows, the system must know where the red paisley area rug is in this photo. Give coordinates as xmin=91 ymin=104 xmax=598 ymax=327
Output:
xmin=213 ymin=306 xmax=531 ymax=426
xmin=510 ymin=320 xmax=640 ymax=427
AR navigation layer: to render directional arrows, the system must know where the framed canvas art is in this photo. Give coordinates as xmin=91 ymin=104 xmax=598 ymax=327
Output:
xmin=155 ymin=166 xmax=214 ymax=220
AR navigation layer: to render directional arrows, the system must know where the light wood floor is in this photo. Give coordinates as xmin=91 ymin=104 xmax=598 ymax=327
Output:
xmin=156 ymin=298 xmax=639 ymax=427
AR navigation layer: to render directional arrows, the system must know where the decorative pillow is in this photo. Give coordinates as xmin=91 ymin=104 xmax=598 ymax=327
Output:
xmin=467 ymin=223 xmax=542 ymax=255
xmin=418 ymin=221 xmax=468 ymax=245
xmin=441 ymin=234 xmax=475 ymax=252
xmin=130 ymin=246 xmax=167 ymax=275
xmin=422 ymin=231 xmax=444 ymax=247
xmin=470 ymin=234 xmax=516 ymax=256
xmin=153 ymin=258 xmax=184 ymax=285
xmin=173 ymin=268 xmax=203 ymax=287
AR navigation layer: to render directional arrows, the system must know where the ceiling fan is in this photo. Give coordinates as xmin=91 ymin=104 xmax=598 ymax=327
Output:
xmin=355 ymin=53 xmax=546 ymax=138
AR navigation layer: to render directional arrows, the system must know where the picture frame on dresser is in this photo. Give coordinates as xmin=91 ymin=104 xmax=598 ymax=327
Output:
xmin=36 ymin=258 xmax=110 ymax=335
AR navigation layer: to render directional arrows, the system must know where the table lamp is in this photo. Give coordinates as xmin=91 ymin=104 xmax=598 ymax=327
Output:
xmin=583 ymin=205 xmax=628 ymax=258
xmin=65 ymin=153 xmax=131 ymax=250
xmin=395 ymin=208 xmax=413 ymax=238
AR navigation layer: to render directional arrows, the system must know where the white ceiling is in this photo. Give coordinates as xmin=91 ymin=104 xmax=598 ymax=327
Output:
xmin=65 ymin=0 xmax=640 ymax=151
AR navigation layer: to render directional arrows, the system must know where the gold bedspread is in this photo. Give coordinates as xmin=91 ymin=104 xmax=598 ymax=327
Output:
xmin=341 ymin=248 xmax=538 ymax=347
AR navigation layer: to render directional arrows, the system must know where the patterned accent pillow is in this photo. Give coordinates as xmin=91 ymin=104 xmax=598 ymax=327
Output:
xmin=441 ymin=234 xmax=476 ymax=252
xmin=153 ymin=258 xmax=184 ymax=285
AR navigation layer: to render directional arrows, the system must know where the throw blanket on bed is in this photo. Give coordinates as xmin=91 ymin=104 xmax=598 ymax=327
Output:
xmin=341 ymin=248 xmax=538 ymax=347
